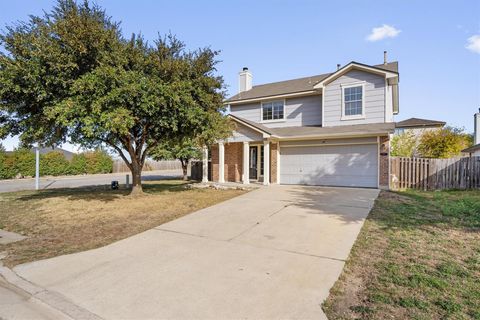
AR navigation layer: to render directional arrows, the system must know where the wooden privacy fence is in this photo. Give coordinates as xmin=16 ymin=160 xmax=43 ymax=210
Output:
xmin=390 ymin=156 xmax=480 ymax=190
xmin=112 ymin=159 xmax=185 ymax=173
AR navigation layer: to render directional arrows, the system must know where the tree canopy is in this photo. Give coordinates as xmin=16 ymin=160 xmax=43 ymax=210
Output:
xmin=390 ymin=131 xmax=417 ymax=157
xmin=150 ymin=138 xmax=202 ymax=181
xmin=0 ymin=0 xmax=232 ymax=193
xmin=391 ymin=126 xmax=473 ymax=159
xmin=417 ymin=126 xmax=472 ymax=159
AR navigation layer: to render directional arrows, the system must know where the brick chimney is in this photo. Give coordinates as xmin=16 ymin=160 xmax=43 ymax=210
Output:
xmin=238 ymin=67 xmax=252 ymax=93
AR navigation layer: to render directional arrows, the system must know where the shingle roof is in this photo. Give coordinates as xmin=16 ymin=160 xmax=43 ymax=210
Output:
xmin=270 ymin=123 xmax=395 ymax=138
xmin=226 ymin=62 xmax=398 ymax=103
xmin=395 ymin=118 xmax=446 ymax=128
xmin=229 ymin=115 xmax=395 ymax=138
xmin=462 ymin=143 xmax=480 ymax=153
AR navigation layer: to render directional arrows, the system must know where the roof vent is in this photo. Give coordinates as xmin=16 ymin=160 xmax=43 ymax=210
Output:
xmin=336 ymin=64 xmax=341 ymax=70
xmin=384 ymin=51 xmax=388 ymax=65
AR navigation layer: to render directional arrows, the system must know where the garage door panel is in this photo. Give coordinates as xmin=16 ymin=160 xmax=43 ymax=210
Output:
xmin=280 ymin=144 xmax=378 ymax=188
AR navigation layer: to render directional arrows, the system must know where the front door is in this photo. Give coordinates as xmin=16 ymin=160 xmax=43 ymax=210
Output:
xmin=249 ymin=146 xmax=257 ymax=179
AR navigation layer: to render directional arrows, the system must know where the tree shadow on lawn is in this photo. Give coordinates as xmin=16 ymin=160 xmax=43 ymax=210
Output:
xmin=11 ymin=179 xmax=192 ymax=203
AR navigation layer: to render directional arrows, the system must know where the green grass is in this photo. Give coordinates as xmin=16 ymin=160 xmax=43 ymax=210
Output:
xmin=323 ymin=190 xmax=480 ymax=320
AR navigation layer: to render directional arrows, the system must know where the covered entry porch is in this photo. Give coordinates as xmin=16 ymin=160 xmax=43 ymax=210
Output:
xmin=201 ymin=116 xmax=278 ymax=185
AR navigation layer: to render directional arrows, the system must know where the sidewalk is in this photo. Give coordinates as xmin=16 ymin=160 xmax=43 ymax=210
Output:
xmin=0 ymin=276 xmax=68 ymax=320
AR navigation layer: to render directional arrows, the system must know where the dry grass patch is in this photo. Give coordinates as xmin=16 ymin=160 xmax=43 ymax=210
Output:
xmin=323 ymin=190 xmax=480 ymax=320
xmin=0 ymin=180 xmax=246 ymax=267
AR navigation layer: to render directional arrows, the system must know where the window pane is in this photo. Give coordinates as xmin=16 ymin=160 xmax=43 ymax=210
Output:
xmin=263 ymin=103 xmax=273 ymax=120
xmin=344 ymin=86 xmax=362 ymax=116
xmin=263 ymin=101 xmax=284 ymax=120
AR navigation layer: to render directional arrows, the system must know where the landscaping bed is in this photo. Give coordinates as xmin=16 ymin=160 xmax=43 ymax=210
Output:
xmin=0 ymin=180 xmax=246 ymax=267
xmin=323 ymin=190 xmax=480 ymax=319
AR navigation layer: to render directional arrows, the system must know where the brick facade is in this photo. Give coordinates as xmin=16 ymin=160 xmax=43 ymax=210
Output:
xmin=224 ymin=143 xmax=243 ymax=182
xmin=211 ymin=142 xmax=243 ymax=183
xmin=270 ymin=142 xmax=278 ymax=184
xmin=379 ymin=136 xmax=390 ymax=189
xmin=210 ymin=141 xmax=279 ymax=184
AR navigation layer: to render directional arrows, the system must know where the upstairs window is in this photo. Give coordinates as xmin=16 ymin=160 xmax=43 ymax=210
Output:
xmin=262 ymin=101 xmax=284 ymax=121
xmin=343 ymin=85 xmax=364 ymax=118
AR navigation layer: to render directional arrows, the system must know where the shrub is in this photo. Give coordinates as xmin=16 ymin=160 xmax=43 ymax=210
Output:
xmin=40 ymin=151 xmax=70 ymax=176
xmin=12 ymin=148 xmax=36 ymax=177
xmin=70 ymin=153 xmax=88 ymax=175
xmin=0 ymin=148 xmax=113 ymax=179
xmin=84 ymin=150 xmax=113 ymax=174
xmin=0 ymin=149 xmax=14 ymax=179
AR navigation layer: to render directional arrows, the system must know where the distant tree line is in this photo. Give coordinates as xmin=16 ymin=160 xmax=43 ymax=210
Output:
xmin=0 ymin=146 xmax=113 ymax=179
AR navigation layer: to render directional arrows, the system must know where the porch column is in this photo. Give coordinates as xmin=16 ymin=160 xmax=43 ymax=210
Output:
xmin=202 ymin=146 xmax=208 ymax=183
xmin=218 ymin=142 xmax=225 ymax=183
xmin=263 ymin=140 xmax=270 ymax=185
xmin=243 ymin=141 xmax=250 ymax=184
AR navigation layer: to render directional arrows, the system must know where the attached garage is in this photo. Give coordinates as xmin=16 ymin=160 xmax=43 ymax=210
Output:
xmin=279 ymin=140 xmax=378 ymax=188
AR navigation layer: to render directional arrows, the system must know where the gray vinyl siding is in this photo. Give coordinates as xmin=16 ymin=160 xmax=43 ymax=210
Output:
xmin=229 ymin=95 xmax=322 ymax=128
xmin=323 ymin=70 xmax=385 ymax=127
xmin=227 ymin=124 xmax=263 ymax=143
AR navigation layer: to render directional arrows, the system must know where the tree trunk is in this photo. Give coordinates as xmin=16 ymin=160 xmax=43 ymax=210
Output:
xmin=130 ymin=161 xmax=143 ymax=196
xmin=180 ymin=159 xmax=188 ymax=181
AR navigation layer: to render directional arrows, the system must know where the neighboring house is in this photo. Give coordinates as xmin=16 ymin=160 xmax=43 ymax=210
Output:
xmin=462 ymin=109 xmax=480 ymax=156
xmin=204 ymin=53 xmax=400 ymax=189
xmin=394 ymin=118 xmax=445 ymax=136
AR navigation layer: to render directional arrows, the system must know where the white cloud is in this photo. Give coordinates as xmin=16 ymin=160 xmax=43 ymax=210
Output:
xmin=366 ymin=24 xmax=401 ymax=42
xmin=466 ymin=35 xmax=480 ymax=54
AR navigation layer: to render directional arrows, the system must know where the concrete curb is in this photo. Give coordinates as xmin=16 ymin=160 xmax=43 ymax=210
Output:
xmin=0 ymin=266 xmax=102 ymax=320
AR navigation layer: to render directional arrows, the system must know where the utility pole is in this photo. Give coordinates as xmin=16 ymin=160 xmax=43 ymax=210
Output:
xmin=35 ymin=144 xmax=40 ymax=190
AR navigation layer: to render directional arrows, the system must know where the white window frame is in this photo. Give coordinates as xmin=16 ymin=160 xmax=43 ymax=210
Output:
xmin=341 ymin=82 xmax=366 ymax=120
xmin=261 ymin=100 xmax=286 ymax=123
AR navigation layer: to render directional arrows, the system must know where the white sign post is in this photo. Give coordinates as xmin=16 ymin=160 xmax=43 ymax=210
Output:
xmin=35 ymin=145 xmax=40 ymax=190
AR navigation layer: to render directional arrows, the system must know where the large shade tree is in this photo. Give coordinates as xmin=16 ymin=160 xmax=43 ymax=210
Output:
xmin=0 ymin=0 xmax=231 ymax=194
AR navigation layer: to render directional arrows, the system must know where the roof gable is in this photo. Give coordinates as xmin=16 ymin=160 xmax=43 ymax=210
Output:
xmin=313 ymin=62 xmax=398 ymax=89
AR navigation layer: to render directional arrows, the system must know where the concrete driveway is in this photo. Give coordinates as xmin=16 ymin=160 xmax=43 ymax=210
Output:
xmin=13 ymin=185 xmax=379 ymax=319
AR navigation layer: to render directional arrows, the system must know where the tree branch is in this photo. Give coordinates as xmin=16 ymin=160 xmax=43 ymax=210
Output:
xmin=140 ymin=140 xmax=158 ymax=167
xmin=100 ymin=138 xmax=133 ymax=171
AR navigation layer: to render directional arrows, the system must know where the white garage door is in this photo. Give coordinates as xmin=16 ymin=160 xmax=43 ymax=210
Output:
xmin=280 ymin=144 xmax=378 ymax=188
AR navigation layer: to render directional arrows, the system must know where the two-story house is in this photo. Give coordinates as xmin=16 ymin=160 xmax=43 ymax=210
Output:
xmin=206 ymin=55 xmax=400 ymax=189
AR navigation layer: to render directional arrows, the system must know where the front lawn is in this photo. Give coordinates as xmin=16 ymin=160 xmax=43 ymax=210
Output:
xmin=0 ymin=180 xmax=246 ymax=267
xmin=323 ymin=190 xmax=480 ymax=319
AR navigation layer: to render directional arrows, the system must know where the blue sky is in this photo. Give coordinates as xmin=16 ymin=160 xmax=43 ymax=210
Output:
xmin=1 ymin=0 xmax=479 ymax=151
